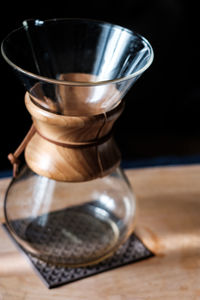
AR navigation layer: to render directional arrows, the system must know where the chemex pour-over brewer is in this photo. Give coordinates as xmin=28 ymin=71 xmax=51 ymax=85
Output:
xmin=1 ymin=19 xmax=153 ymax=266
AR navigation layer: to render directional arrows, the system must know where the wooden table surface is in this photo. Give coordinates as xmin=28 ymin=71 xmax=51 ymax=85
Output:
xmin=0 ymin=165 xmax=200 ymax=299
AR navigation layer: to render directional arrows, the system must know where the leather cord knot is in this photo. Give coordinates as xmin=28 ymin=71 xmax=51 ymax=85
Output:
xmin=8 ymin=124 xmax=36 ymax=178
xmin=8 ymin=153 xmax=20 ymax=165
xmin=8 ymin=153 xmax=20 ymax=178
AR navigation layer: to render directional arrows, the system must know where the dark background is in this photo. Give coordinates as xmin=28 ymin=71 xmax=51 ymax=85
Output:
xmin=1 ymin=0 xmax=200 ymax=171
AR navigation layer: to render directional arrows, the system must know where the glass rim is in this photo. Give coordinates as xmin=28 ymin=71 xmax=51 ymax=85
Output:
xmin=1 ymin=18 xmax=154 ymax=87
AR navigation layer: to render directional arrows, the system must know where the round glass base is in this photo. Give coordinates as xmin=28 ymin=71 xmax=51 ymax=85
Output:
xmin=4 ymin=165 xmax=136 ymax=267
xmin=24 ymin=203 xmax=120 ymax=266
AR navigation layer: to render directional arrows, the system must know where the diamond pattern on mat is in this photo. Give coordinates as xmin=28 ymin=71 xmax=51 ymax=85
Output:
xmin=27 ymin=233 xmax=154 ymax=288
xmin=2 ymin=223 xmax=154 ymax=288
xmin=10 ymin=204 xmax=120 ymax=266
xmin=3 ymin=202 xmax=154 ymax=289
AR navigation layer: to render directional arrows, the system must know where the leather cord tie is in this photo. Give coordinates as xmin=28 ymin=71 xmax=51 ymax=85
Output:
xmin=8 ymin=124 xmax=36 ymax=178
xmin=36 ymin=128 xmax=112 ymax=149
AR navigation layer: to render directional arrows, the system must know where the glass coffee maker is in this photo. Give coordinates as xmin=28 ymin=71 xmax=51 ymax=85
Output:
xmin=1 ymin=18 xmax=153 ymax=266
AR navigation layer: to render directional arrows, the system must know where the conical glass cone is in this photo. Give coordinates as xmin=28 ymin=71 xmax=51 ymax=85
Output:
xmin=1 ymin=18 xmax=153 ymax=115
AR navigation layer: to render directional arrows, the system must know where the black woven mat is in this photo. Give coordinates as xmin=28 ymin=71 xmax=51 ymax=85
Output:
xmin=2 ymin=223 xmax=154 ymax=289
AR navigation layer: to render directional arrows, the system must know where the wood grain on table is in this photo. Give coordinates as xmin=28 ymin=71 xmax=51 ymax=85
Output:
xmin=0 ymin=165 xmax=200 ymax=299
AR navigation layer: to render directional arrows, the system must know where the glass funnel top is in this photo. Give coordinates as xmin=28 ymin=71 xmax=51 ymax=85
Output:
xmin=1 ymin=19 xmax=153 ymax=115
xmin=2 ymin=18 xmax=153 ymax=84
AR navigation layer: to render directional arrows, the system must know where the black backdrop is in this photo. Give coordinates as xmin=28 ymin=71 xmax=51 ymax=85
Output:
xmin=1 ymin=0 xmax=200 ymax=170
